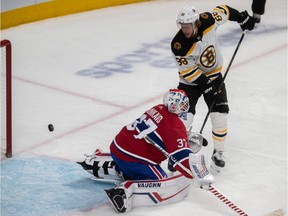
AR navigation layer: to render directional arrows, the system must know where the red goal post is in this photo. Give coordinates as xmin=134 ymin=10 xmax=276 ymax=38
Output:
xmin=1 ymin=39 xmax=12 ymax=158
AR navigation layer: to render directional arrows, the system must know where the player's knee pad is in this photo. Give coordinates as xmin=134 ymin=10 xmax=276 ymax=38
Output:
xmin=210 ymin=112 xmax=228 ymax=150
xmin=213 ymin=103 xmax=229 ymax=113
xmin=211 ymin=79 xmax=229 ymax=113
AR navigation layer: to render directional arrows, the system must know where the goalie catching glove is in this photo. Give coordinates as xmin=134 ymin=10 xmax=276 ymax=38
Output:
xmin=188 ymin=132 xmax=208 ymax=153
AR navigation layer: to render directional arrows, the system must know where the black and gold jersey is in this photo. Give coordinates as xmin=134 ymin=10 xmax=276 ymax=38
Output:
xmin=171 ymin=5 xmax=233 ymax=85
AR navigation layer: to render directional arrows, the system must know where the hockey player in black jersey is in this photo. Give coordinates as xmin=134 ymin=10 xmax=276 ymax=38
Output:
xmin=171 ymin=5 xmax=255 ymax=171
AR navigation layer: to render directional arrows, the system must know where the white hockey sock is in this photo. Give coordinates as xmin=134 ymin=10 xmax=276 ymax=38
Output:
xmin=210 ymin=112 xmax=228 ymax=151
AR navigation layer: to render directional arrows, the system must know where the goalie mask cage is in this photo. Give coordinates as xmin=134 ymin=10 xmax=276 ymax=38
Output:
xmin=1 ymin=39 xmax=12 ymax=158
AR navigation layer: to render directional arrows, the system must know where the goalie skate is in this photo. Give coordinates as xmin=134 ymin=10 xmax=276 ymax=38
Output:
xmin=211 ymin=150 xmax=225 ymax=172
xmin=105 ymin=188 xmax=127 ymax=213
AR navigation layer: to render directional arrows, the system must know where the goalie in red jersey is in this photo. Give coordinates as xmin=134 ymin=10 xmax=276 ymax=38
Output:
xmin=78 ymin=89 xmax=213 ymax=213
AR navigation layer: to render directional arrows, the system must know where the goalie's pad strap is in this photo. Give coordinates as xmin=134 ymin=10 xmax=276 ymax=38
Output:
xmin=92 ymin=160 xmax=117 ymax=178
xmin=84 ymin=154 xmax=123 ymax=181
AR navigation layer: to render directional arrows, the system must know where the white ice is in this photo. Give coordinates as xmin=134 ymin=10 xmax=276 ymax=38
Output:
xmin=1 ymin=0 xmax=287 ymax=215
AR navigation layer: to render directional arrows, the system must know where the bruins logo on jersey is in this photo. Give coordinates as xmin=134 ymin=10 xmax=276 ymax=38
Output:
xmin=200 ymin=45 xmax=216 ymax=68
xmin=173 ymin=42 xmax=182 ymax=50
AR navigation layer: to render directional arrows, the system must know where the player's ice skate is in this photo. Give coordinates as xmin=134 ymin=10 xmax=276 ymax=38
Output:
xmin=211 ymin=149 xmax=225 ymax=172
xmin=105 ymin=188 xmax=128 ymax=213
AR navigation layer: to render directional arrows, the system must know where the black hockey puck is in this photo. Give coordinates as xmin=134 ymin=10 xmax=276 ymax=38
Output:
xmin=48 ymin=124 xmax=54 ymax=132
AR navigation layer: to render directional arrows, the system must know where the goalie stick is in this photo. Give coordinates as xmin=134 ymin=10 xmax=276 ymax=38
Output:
xmin=208 ymin=188 xmax=286 ymax=216
xmin=145 ymin=136 xmax=285 ymax=216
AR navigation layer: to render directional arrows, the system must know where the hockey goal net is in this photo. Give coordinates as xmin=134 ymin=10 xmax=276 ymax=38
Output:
xmin=1 ymin=39 xmax=12 ymax=158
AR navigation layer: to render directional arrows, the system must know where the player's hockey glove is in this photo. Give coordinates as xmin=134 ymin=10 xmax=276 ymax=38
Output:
xmin=237 ymin=10 xmax=255 ymax=31
xmin=167 ymin=159 xmax=177 ymax=172
xmin=188 ymin=132 xmax=208 ymax=153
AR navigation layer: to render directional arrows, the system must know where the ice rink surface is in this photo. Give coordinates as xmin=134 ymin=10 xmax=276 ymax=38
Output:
xmin=1 ymin=0 xmax=287 ymax=215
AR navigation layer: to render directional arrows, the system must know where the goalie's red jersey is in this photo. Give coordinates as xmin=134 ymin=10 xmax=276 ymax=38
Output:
xmin=110 ymin=104 xmax=194 ymax=178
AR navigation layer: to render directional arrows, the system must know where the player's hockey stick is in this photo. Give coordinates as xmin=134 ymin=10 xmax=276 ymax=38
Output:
xmin=208 ymin=185 xmax=248 ymax=216
xmin=145 ymin=136 xmax=250 ymax=216
xmin=208 ymin=188 xmax=285 ymax=216
xmin=199 ymin=31 xmax=246 ymax=134
xmin=145 ymin=136 xmax=193 ymax=177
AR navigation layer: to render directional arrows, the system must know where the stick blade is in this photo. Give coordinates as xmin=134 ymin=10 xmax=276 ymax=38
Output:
xmin=263 ymin=208 xmax=286 ymax=216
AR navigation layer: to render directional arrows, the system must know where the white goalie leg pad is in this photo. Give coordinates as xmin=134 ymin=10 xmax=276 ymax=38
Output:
xmin=179 ymin=112 xmax=194 ymax=131
xmin=116 ymin=174 xmax=191 ymax=212
xmin=82 ymin=150 xmax=123 ymax=181
xmin=210 ymin=112 xmax=228 ymax=151
xmin=189 ymin=153 xmax=214 ymax=189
